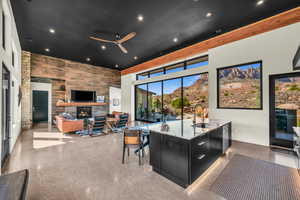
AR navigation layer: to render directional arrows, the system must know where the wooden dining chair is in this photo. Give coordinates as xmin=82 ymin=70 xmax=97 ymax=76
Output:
xmin=122 ymin=128 xmax=144 ymax=165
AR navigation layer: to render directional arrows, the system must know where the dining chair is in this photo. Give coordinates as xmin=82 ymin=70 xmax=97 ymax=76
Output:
xmin=122 ymin=128 xmax=144 ymax=165
xmin=92 ymin=116 xmax=106 ymax=135
xmin=112 ymin=114 xmax=129 ymax=133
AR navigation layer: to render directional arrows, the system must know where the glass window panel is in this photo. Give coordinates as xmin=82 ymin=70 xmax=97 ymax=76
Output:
xmin=274 ymin=77 xmax=300 ymax=143
xmin=137 ymin=72 xmax=148 ymax=80
xmin=183 ymin=74 xmax=209 ymax=124
xmin=136 ymin=84 xmax=148 ymax=120
xmin=165 ymin=63 xmax=184 ymax=74
xmin=149 ymin=68 xmax=164 ymax=78
xmin=186 ymin=56 xmax=208 ymax=69
xmin=148 ymin=82 xmax=162 ymax=122
xmin=163 ymin=78 xmax=182 ymax=121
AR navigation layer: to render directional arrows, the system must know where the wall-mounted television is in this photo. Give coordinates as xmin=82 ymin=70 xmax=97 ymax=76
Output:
xmin=71 ymin=90 xmax=96 ymax=102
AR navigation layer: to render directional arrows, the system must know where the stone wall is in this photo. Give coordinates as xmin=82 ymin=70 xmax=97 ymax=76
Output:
xmin=65 ymin=106 xmax=107 ymax=118
xmin=21 ymin=51 xmax=32 ymax=129
xmin=22 ymin=52 xmax=121 ymax=122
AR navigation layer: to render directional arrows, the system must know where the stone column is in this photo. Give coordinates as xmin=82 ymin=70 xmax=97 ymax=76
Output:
xmin=21 ymin=51 xmax=32 ymax=129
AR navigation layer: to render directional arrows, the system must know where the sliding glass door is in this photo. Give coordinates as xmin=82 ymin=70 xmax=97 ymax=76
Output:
xmin=148 ymin=82 xmax=162 ymax=122
xmin=136 ymin=84 xmax=148 ymax=121
xmin=182 ymin=74 xmax=209 ymax=124
xmin=163 ymin=78 xmax=182 ymax=121
xmin=135 ymin=73 xmax=209 ymax=123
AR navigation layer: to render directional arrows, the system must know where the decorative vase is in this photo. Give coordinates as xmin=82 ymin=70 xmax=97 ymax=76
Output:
xmin=161 ymin=115 xmax=170 ymax=132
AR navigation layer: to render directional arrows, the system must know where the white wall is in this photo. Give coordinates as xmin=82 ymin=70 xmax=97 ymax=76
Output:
xmin=0 ymin=0 xmax=22 ymax=168
xmin=121 ymin=22 xmax=300 ymax=146
xmin=209 ymin=22 xmax=300 ymax=146
xmin=109 ymin=86 xmax=121 ymax=113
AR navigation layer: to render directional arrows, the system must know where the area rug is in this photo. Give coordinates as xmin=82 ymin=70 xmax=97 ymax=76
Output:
xmin=210 ymin=154 xmax=300 ymax=200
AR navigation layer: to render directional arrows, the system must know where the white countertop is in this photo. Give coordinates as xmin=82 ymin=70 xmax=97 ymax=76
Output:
xmin=140 ymin=119 xmax=231 ymax=140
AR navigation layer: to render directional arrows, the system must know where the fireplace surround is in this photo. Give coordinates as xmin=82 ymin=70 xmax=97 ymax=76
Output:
xmin=77 ymin=106 xmax=92 ymax=119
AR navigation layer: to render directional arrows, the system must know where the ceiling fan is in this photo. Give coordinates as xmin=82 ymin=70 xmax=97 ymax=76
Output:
xmin=90 ymin=32 xmax=136 ymax=54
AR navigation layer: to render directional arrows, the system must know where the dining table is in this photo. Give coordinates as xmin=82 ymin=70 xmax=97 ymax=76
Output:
xmin=127 ymin=122 xmax=152 ymax=153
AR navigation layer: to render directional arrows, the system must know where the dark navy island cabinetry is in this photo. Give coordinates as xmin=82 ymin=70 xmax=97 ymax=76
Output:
xmin=149 ymin=120 xmax=232 ymax=188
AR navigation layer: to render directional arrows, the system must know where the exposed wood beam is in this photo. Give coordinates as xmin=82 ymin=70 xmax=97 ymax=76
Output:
xmin=121 ymin=7 xmax=300 ymax=76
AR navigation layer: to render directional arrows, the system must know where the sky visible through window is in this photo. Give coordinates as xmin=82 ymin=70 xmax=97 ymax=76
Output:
xmin=137 ymin=58 xmax=208 ymax=80
xmin=186 ymin=61 xmax=208 ymax=69
xmin=145 ymin=75 xmax=201 ymax=95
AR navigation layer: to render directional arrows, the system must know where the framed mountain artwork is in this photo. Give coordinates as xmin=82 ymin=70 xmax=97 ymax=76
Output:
xmin=217 ymin=61 xmax=263 ymax=110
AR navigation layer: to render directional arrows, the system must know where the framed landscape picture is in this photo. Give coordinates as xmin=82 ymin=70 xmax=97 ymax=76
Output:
xmin=217 ymin=61 xmax=263 ymax=109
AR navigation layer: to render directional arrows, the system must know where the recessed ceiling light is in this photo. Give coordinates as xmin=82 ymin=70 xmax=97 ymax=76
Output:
xmin=134 ymin=56 xmax=138 ymax=60
xmin=257 ymin=0 xmax=264 ymax=6
xmin=101 ymin=45 xmax=106 ymax=50
xmin=206 ymin=12 xmax=212 ymax=18
xmin=137 ymin=14 xmax=144 ymax=22
xmin=115 ymin=64 xmax=119 ymax=68
xmin=173 ymin=37 xmax=178 ymax=43
xmin=45 ymin=48 xmax=50 ymax=52
xmin=49 ymin=28 xmax=55 ymax=34
xmin=86 ymin=57 xmax=91 ymax=62
xmin=216 ymin=29 xmax=222 ymax=34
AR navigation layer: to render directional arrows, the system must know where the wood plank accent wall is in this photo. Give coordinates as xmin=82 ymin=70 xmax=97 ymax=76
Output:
xmin=121 ymin=7 xmax=300 ymax=76
xmin=30 ymin=53 xmax=121 ymax=119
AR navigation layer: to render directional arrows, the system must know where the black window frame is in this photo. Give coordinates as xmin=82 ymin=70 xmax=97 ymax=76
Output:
xmin=165 ymin=62 xmax=185 ymax=74
xmin=134 ymin=72 xmax=209 ymax=123
xmin=12 ymin=51 xmax=15 ymax=67
xmin=136 ymin=72 xmax=149 ymax=80
xmin=217 ymin=60 xmax=263 ymax=110
xmin=149 ymin=68 xmax=164 ymax=78
xmin=2 ymin=11 xmax=5 ymax=50
xmin=185 ymin=56 xmax=209 ymax=70
xmin=136 ymin=55 xmax=208 ymax=80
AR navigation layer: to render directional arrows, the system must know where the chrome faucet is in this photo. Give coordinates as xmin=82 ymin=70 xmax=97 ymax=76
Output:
xmin=193 ymin=103 xmax=204 ymax=126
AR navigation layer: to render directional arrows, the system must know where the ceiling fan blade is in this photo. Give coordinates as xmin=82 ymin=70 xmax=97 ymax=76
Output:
xmin=118 ymin=44 xmax=128 ymax=54
xmin=89 ymin=36 xmax=114 ymax=43
xmin=118 ymin=32 xmax=136 ymax=43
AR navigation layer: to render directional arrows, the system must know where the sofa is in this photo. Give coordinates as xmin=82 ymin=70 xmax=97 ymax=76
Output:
xmin=55 ymin=116 xmax=83 ymax=133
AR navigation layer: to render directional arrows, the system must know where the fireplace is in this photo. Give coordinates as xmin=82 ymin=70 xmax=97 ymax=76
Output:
xmin=77 ymin=106 xmax=92 ymax=119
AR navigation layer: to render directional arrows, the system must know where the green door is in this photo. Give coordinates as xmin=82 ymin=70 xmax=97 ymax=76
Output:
xmin=32 ymin=90 xmax=49 ymax=123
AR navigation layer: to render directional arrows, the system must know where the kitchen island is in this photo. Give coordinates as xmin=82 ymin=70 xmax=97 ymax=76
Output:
xmin=148 ymin=119 xmax=232 ymax=188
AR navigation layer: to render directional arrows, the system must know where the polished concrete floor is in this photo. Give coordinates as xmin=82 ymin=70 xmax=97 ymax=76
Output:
xmin=3 ymin=123 xmax=298 ymax=200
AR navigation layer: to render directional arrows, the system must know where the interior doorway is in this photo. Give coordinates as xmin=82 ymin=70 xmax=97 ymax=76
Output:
xmin=270 ymin=72 xmax=300 ymax=149
xmin=2 ymin=64 xmax=11 ymax=167
xmin=32 ymin=90 xmax=49 ymax=123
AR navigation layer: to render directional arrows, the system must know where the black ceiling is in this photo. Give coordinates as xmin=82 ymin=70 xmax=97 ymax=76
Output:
xmin=11 ymin=0 xmax=299 ymax=70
